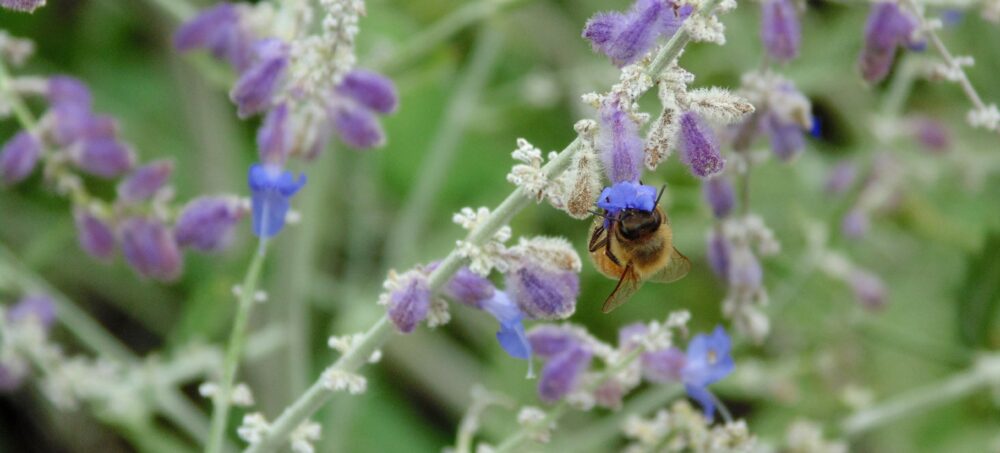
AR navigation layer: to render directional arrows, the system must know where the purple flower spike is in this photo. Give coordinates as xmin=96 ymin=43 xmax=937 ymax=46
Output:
xmin=849 ymin=269 xmax=887 ymax=310
xmin=642 ymin=347 xmax=687 ymax=382
xmin=175 ymin=196 xmax=246 ymax=252
xmin=478 ymin=291 xmax=532 ymax=359
xmin=117 ymin=160 xmax=173 ymax=202
xmin=841 ymin=207 xmax=869 ymax=238
xmin=528 ymin=326 xmax=580 ymax=358
xmin=597 ymin=181 xmax=658 ymax=217
xmin=248 ymin=164 xmax=306 ymax=238
xmin=120 ymin=217 xmax=183 ymax=282
xmin=765 ymin=113 xmax=806 ymax=161
xmin=825 ymin=162 xmax=857 ymax=195
xmin=706 ymin=230 xmax=731 ymax=280
xmin=7 ymin=294 xmax=57 ymax=329
xmin=0 ymin=0 xmax=45 ymax=12
xmin=73 ymin=206 xmax=116 ymax=261
xmin=257 ymin=104 xmax=291 ymax=166
xmin=760 ymin=0 xmax=800 ymax=62
xmin=332 ymin=104 xmax=386 ymax=149
xmin=583 ymin=0 xmax=688 ymax=67
xmin=230 ymin=39 xmax=289 ymax=118
xmin=47 ymin=76 xmax=93 ymax=108
xmin=679 ymin=111 xmax=725 ymax=179
xmin=682 ymin=326 xmax=735 ymax=421
xmin=387 ymin=275 xmax=431 ymax=333
xmin=71 ymin=138 xmax=135 ymax=178
xmin=0 ymin=131 xmax=41 ymax=186
xmin=444 ymin=266 xmax=496 ymax=306
xmin=173 ymin=3 xmax=252 ymax=71
xmin=538 ymin=344 xmax=592 ymax=402
xmin=859 ymin=2 xmax=918 ymax=83
xmin=505 ymin=262 xmax=579 ymax=320
xmin=337 ymin=69 xmax=399 ymax=114
xmin=598 ymin=101 xmax=645 ymax=184
xmin=703 ymin=176 xmax=735 ymax=219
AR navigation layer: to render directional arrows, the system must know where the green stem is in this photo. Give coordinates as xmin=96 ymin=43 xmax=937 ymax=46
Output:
xmin=0 ymin=58 xmax=38 ymax=130
xmin=207 ymin=243 xmax=270 ymax=453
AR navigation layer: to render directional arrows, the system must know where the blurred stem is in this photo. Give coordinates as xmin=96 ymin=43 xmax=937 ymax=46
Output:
xmin=493 ymin=348 xmax=645 ymax=453
xmin=880 ymin=56 xmax=918 ymax=118
xmin=143 ymin=0 xmax=196 ymax=22
xmin=0 ymin=58 xmax=38 ymax=130
xmin=385 ymin=26 xmax=503 ymax=266
xmin=840 ymin=354 xmax=1000 ymax=437
xmin=207 ymin=242 xmax=270 ymax=453
xmin=370 ymin=0 xmax=524 ymax=74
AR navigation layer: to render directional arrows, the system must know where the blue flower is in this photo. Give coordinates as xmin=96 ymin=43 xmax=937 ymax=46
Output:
xmin=596 ymin=181 xmax=658 ymax=217
xmin=248 ymin=163 xmax=305 ymax=238
xmin=478 ymin=291 xmax=532 ymax=360
xmin=681 ymin=326 xmax=735 ymax=421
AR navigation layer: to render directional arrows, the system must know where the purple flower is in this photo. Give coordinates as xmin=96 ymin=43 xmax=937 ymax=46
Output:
xmin=505 ymin=261 xmax=579 ymax=320
xmin=825 ymin=162 xmax=857 ymax=195
xmin=257 ymin=104 xmax=291 ymax=166
xmin=849 ymin=269 xmax=886 ymax=310
xmin=332 ymin=104 xmax=386 ymax=149
xmin=443 ymin=266 xmax=496 ymax=305
xmin=703 ymin=176 xmax=735 ymax=219
xmin=337 ymin=69 xmax=399 ymax=114
xmin=50 ymin=106 xmax=117 ymax=147
xmin=583 ymin=0 xmax=689 ymax=67
xmin=0 ymin=131 xmax=41 ymax=186
xmin=538 ymin=343 xmax=592 ymax=402
xmin=596 ymin=181 xmax=658 ymax=217
xmin=387 ymin=275 xmax=431 ymax=333
xmin=678 ymin=111 xmax=725 ymax=179
xmin=618 ymin=322 xmax=649 ymax=352
xmin=117 ymin=160 xmax=173 ymax=202
xmin=728 ymin=246 xmax=763 ymax=290
xmin=477 ymin=291 xmax=531 ymax=359
xmin=70 ymin=138 xmax=136 ymax=178
xmin=765 ymin=112 xmax=806 ymax=161
xmin=858 ymin=2 xmax=918 ymax=83
xmin=641 ymin=347 xmax=686 ymax=382
xmin=706 ymin=229 xmax=731 ymax=280
xmin=47 ymin=76 xmax=92 ymax=108
xmin=841 ymin=207 xmax=869 ymax=238
xmin=760 ymin=0 xmax=800 ymax=62
xmin=173 ymin=3 xmax=253 ymax=72
xmin=0 ymin=0 xmax=45 ymax=12
xmin=528 ymin=326 xmax=579 ymax=358
xmin=681 ymin=326 xmax=734 ymax=421
xmin=73 ymin=206 xmax=116 ymax=261
xmin=248 ymin=164 xmax=306 ymax=238
xmin=7 ymin=294 xmax=57 ymax=329
xmin=174 ymin=196 xmax=246 ymax=252
xmin=120 ymin=217 xmax=183 ymax=281
xmin=230 ymin=39 xmax=289 ymax=118
xmin=911 ymin=116 xmax=950 ymax=152
xmin=597 ymin=101 xmax=645 ymax=183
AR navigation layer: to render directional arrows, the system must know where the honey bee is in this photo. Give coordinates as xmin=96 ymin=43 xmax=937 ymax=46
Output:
xmin=588 ymin=186 xmax=691 ymax=313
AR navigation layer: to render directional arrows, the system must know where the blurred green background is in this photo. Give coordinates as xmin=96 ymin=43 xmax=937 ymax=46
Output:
xmin=2 ymin=0 xmax=999 ymax=451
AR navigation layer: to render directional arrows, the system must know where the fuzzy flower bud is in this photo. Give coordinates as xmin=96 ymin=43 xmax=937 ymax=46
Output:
xmin=528 ymin=326 xmax=580 ymax=358
xmin=117 ymin=160 xmax=173 ymax=202
xmin=703 ymin=176 xmax=735 ymax=219
xmin=443 ymin=266 xmax=496 ymax=306
xmin=765 ymin=112 xmax=806 ymax=161
xmin=598 ymin=100 xmax=644 ymax=183
xmin=73 ymin=206 xmax=116 ymax=261
xmin=706 ymin=229 xmax=732 ymax=279
xmin=641 ymin=347 xmax=687 ymax=382
xmin=120 ymin=217 xmax=183 ymax=281
xmin=505 ymin=237 xmax=581 ymax=320
xmin=174 ymin=196 xmax=246 ymax=252
xmin=0 ymin=131 xmax=41 ymax=186
xmin=387 ymin=273 xmax=431 ymax=333
xmin=46 ymin=76 xmax=92 ymax=108
xmin=50 ymin=107 xmax=117 ymax=147
xmin=70 ymin=138 xmax=136 ymax=178
xmin=859 ymin=2 xmax=919 ymax=83
xmin=336 ymin=69 xmax=399 ymax=114
xmin=583 ymin=0 xmax=689 ymax=67
xmin=231 ymin=39 xmax=289 ymax=118
xmin=538 ymin=344 xmax=592 ymax=402
xmin=678 ymin=111 xmax=725 ymax=179
xmin=0 ymin=0 xmax=45 ymax=12
xmin=173 ymin=3 xmax=253 ymax=72
xmin=760 ymin=0 xmax=801 ymax=62
xmin=332 ymin=104 xmax=386 ymax=149
xmin=257 ymin=103 xmax=291 ymax=166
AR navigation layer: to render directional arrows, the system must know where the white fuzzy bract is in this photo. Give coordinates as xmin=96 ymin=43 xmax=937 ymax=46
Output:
xmin=321 ymin=368 xmax=367 ymax=394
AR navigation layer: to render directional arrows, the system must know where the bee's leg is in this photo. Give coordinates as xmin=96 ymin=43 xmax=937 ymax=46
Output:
xmin=604 ymin=223 xmax=622 ymax=266
xmin=588 ymin=225 xmax=606 ymax=252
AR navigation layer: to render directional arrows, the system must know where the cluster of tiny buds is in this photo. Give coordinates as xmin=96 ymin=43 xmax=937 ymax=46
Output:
xmin=327 ymin=333 xmax=382 ymax=363
xmin=198 ymin=381 xmax=255 ymax=407
xmin=784 ymin=419 xmax=847 ymax=453
xmin=516 ymin=406 xmax=555 ymax=443
xmin=321 ymin=367 xmax=367 ymax=394
xmin=620 ymin=400 xmax=753 ymax=453
xmin=238 ymin=412 xmax=271 ymax=445
xmin=453 ymin=206 xmax=512 ymax=276
xmin=290 ymin=420 xmax=322 ymax=453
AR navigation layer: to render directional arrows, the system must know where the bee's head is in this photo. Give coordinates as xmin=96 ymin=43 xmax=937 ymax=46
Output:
xmin=617 ymin=208 xmax=661 ymax=241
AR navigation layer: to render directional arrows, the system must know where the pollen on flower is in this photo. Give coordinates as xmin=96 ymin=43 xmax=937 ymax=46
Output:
xmin=321 ymin=368 xmax=367 ymax=394
xmin=237 ymin=412 xmax=270 ymax=445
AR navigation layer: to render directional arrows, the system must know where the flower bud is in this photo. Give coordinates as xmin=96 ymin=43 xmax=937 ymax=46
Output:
xmin=859 ymin=2 xmax=918 ymax=83
xmin=70 ymin=138 xmax=135 ymax=178
xmin=7 ymin=294 xmax=56 ymax=329
xmin=47 ymin=76 xmax=92 ymax=108
xmin=706 ymin=229 xmax=731 ymax=280
xmin=0 ymin=0 xmax=45 ymax=13
xmin=678 ymin=111 xmax=725 ymax=179
xmin=538 ymin=344 xmax=592 ymax=402
xmin=703 ymin=176 xmax=735 ymax=219
xmin=766 ymin=112 xmax=807 ymax=161
xmin=50 ymin=106 xmax=117 ymax=147
xmin=443 ymin=266 xmax=496 ymax=306
xmin=505 ymin=262 xmax=579 ymax=320
xmin=598 ymin=101 xmax=644 ymax=184
xmin=529 ymin=326 xmax=580 ymax=358
xmin=332 ymin=104 xmax=385 ymax=149
xmin=582 ymin=0 xmax=689 ymax=67
xmin=337 ymin=69 xmax=399 ymax=114
xmin=230 ymin=39 xmax=288 ymax=118
xmin=117 ymin=160 xmax=173 ymax=202
xmin=760 ymin=0 xmax=801 ymax=62
xmin=73 ymin=206 xmax=116 ymax=261
xmin=257 ymin=103 xmax=291 ymax=166
xmin=173 ymin=3 xmax=253 ymax=71
xmin=120 ymin=217 xmax=183 ymax=281
xmin=0 ymin=131 xmax=41 ymax=186
xmin=174 ymin=196 xmax=246 ymax=252
xmin=387 ymin=275 xmax=431 ymax=333
xmin=641 ymin=347 xmax=687 ymax=382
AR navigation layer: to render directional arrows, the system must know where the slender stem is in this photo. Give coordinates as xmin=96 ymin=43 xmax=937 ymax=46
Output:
xmin=385 ymin=27 xmax=503 ymax=266
xmin=0 ymin=58 xmax=38 ymax=130
xmin=880 ymin=55 xmax=919 ymax=118
xmin=207 ymin=243 xmax=270 ymax=453
xmin=840 ymin=354 xmax=1000 ymax=437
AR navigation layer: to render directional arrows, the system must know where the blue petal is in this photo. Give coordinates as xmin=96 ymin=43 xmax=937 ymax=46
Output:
xmin=248 ymin=164 xmax=306 ymax=238
xmin=480 ymin=291 xmax=531 ymax=360
xmin=685 ymin=383 xmax=716 ymax=422
xmin=683 ymin=325 xmax=735 ymax=387
xmin=596 ymin=181 xmax=658 ymax=216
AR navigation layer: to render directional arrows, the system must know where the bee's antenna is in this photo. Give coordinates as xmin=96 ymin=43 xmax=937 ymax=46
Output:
xmin=590 ymin=209 xmax=609 ymax=219
xmin=655 ymin=184 xmax=667 ymax=206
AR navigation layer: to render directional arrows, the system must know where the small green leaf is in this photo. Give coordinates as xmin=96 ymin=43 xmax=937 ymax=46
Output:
xmin=956 ymin=231 xmax=1000 ymax=347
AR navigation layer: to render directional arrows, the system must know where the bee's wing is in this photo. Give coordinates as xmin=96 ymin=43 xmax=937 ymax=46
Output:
xmin=649 ymin=247 xmax=691 ymax=284
xmin=602 ymin=261 xmax=643 ymax=313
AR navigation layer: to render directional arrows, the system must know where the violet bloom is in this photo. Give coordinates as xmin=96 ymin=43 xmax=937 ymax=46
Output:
xmin=0 ymin=0 xmax=45 ymax=12
xmin=598 ymin=101 xmax=645 ymax=184
xmin=117 ymin=160 xmax=173 ymax=202
xmin=257 ymin=104 xmax=291 ymax=166
xmin=642 ymin=326 xmax=735 ymax=421
xmin=7 ymin=294 xmax=57 ymax=329
xmin=858 ymin=2 xmax=919 ymax=83
xmin=70 ymin=137 xmax=136 ymax=178
xmin=760 ymin=0 xmax=800 ymax=62
xmin=332 ymin=104 xmax=386 ymax=149
xmin=337 ymin=70 xmax=399 ymax=114
xmin=0 ymin=131 xmax=41 ymax=186
xmin=47 ymin=76 xmax=93 ymax=108
xmin=706 ymin=229 xmax=731 ymax=280
xmin=703 ymin=176 xmax=735 ymax=219
xmin=477 ymin=291 xmax=532 ymax=359
xmin=678 ymin=111 xmax=725 ymax=179
xmin=597 ymin=181 xmax=658 ymax=217
xmin=505 ymin=261 xmax=580 ymax=320
xmin=120 ymin=217 xmax=183 ymax=281
xmin=443 ymin=266 xmax=496 ymax=305
xmin=248 ymin=164 xmax=306 ymax=238
xmin=911 ymin=116 xmax=950 ymax=152
xmin=329 ymin=68 xmax=398 ymax=150
xmin=583 ymin=0 xmax=689 ymax=67
xmin=387 ymin=275 xmax=431 ymax=333
xmin=230 ymin=39 xmax=289 ymax=118
xmin=50 ymin=106 xmax=117 ymax=147
xmin=173 ymin=3 xmax=253 ymax=72
xmin=174 ymin=196 xmax=246 ymax=252
xmin=528 ymin=328 xmax=592 ymax=402
xmin=528 ymin=325 xmax=579 ymax=357
xmin=765 ymin=112 xmax=806 ymax=161
xmin=73 ymin=206 xmax=116 ymax=261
